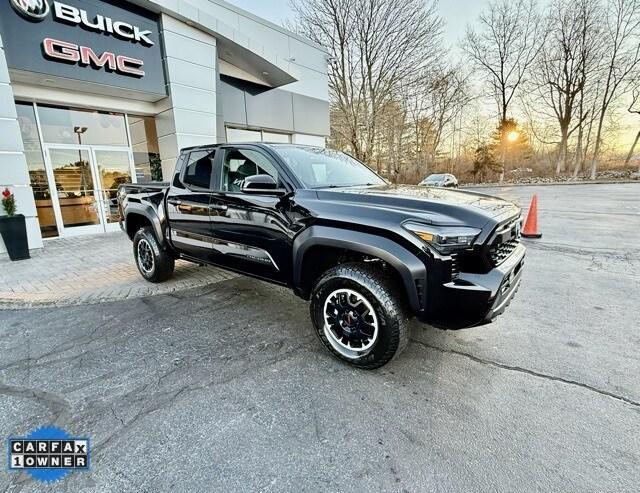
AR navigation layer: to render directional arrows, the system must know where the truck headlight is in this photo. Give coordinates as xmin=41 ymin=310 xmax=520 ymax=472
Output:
xmin=403 ymin=222 xmax=481 ymax=254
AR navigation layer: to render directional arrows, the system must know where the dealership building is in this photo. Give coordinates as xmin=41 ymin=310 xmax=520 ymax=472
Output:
xmin=0 ymin=0 xmax=328 ymax=255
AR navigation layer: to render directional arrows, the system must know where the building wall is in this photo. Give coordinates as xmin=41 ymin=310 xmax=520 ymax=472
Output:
xmin=161 ymin=0 xmax=329 ymax=102
xmin=155 ymin=15 xmax=218 ymax=179
xmin=0 ymin=34 xmax=43 ymax=255
xmin=219 ymin=75 xmax=329 ymax=138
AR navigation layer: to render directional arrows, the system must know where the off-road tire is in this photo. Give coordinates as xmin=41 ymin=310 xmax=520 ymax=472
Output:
xmin=310 ymin=262 xmax=410 ymax=369
xmin=133 ymin=226 xmax=175 ymax=283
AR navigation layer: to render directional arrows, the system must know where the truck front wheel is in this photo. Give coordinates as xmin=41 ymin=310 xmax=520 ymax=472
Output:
xmin=133 ymin=227 xmax=175 ymax=283
xmin=310 ymin=263 xmax=410 ymax=369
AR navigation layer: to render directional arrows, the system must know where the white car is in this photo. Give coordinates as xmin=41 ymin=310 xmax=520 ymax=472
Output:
xmin=419 ymin=173 xmax=458 ymax=188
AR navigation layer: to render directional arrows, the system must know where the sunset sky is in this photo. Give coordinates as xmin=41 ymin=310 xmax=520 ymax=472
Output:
xmin=226 ymin=0 xmax=638 ymax=151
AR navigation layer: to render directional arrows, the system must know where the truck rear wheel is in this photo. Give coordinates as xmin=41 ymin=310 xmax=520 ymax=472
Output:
xmin=310 ymin=263 xmax=410 ymax=369
xmin=133 ymin=226 xmax=175 ymax=283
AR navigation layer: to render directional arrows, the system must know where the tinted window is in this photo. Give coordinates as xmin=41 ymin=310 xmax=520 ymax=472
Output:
xmin=222 ymin=149 xmax=279 ymax=192
xmin=183 ymin=150 xmax=215 ymax=189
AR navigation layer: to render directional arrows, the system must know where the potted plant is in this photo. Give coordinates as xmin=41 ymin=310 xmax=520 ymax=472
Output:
xmin=0 ymin=188 xmax=30 ymax=261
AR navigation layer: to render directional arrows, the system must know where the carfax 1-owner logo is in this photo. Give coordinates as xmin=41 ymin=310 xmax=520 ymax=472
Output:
xmin=7 ymin=426 xmax=90 ymax=483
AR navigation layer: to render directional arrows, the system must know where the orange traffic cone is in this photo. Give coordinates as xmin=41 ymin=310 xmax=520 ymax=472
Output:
xmin=522 ymin=195 xmax=542 ymax=238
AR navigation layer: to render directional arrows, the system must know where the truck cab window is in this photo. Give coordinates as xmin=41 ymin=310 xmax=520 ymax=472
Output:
xmin=222 ymin=149 xmax=278 ymax=192
xmin=182 ymin=150 xmax=215 ymax=189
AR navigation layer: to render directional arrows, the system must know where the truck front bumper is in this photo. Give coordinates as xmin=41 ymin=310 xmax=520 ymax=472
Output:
xmin=420 ymin=244 xmax=525 ymax=329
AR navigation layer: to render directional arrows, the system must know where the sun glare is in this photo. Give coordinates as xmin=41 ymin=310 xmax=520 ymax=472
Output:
xmin=507 ymin=131 xmax=519 ymax=142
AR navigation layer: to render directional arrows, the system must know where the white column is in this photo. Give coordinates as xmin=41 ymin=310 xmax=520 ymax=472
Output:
xmin=0 ymin=33 xmax=43 ymax=254
xmin=156 ymin=15 xmax=218 ymax=180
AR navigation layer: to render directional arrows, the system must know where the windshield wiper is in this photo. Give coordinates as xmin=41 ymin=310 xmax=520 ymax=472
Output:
xmin=312 ymin=183 xmax=383 ymax=189
xmin=311 ymin=184 xmax=351 ymax=189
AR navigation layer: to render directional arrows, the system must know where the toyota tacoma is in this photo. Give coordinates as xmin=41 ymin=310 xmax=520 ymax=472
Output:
xmin=118 ymin=143 xmax=524 ymax=369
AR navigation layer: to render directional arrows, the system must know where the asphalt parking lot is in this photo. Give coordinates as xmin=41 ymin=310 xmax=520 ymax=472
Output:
xmin=1 ymin=183 xmax=639 ymax=492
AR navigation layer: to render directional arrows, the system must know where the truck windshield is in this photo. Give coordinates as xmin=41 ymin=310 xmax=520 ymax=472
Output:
xmin=273 ymin=146 xmax=386 ymax=189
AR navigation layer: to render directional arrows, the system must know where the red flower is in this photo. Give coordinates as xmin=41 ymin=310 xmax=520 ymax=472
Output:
xmin=2 ymin=188 xmax=11 ymax=198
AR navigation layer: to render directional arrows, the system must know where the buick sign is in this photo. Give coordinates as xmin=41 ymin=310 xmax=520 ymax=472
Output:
xmin=53 ymin=2 xmax=155 ymax=46
xmin=10 ymin=1 xmax=155 ymax=46
xmin=11 ymin=0 xmax=50 ymax=20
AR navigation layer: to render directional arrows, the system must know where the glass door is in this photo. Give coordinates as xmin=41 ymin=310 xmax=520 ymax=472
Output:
xmin=43 ymin=145 xmax=135 ymax=236
xmin=45 ymin=146 xmax=104 ymax=236
xmin=91 ymin=148 xmax=135 ymax=231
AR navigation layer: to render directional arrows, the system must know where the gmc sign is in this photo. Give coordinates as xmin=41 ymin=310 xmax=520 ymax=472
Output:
xmin=43 ymin=38 xmax=145 ymax=77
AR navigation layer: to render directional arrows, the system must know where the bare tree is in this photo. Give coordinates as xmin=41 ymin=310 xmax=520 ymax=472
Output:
xmin=588 ymin=0 xmax=640 ymax=179
xmin=405 ymin=64 xmax=471 ymax=168
xmin=463 ymin=0 xmax=542 ymax=125
xmin=624 ymin=87 xmax=640 ymax=168
xmin=291 ymin=0 xmax=443 ymax=166
xmin=534 ymin=0 xmax=601 ymax=174
xmin=570 ymin=1 xmax=604 ymax=178
xmin=423 ymin=65 xmax=471 ymax=162
xmin=572 ymin=77 xmax=603 ymax=177
xmin=377 ymin=98 xmax=408 ymax=181
xmin=290 ymin=0 xmax=639 ymax=184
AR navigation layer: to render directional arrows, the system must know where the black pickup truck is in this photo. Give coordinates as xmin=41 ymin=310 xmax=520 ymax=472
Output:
xmin=118 ymin=143 xmax=524 ymax=369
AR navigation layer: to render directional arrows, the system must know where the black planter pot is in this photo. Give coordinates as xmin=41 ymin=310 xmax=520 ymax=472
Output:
xmin=0 ymin=214 xmax=30 ymax=261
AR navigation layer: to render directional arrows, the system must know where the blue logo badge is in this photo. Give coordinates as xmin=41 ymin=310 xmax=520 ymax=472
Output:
xmin=7 ymin=426 xmax=90 ymax=483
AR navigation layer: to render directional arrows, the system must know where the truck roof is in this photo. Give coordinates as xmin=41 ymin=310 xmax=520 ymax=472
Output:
xmin=179 ymin=142 xmax=322 ymax=153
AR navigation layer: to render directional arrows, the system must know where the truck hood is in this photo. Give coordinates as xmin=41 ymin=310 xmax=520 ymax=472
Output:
xmin=313 ymin=184 xmax=520 ymax=228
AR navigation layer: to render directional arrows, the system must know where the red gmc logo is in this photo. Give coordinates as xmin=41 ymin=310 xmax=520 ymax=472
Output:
xmin=43 ymin=38 xmax=144 ymax=77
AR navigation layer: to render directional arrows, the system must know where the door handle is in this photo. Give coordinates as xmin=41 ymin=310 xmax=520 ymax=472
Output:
xmin=168 ymin=199 xmax=192 ymax=212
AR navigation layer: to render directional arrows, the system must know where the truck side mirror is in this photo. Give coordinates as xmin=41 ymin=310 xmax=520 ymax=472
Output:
xmin=241 ymin=174 xmax=287 ymax=196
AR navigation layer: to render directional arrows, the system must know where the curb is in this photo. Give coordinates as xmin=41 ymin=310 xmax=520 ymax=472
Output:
xmin=0 ymin=271 xmax=238 ymax=310
xmin=462 ymin=179 xmax=639 ymax=189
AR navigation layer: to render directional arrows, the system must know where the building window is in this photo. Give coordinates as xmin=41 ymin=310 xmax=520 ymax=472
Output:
xmin=15 ymin=102 xmax=160 ymax=239
xmin=292 ymin=134 xmax=326 ymax=147
xmin=262 ymin=131 xmax=290 ymax=143
xmin=225 ymin=126 xmax=291 ymax=144
xmin=15 ymin=102 xmax=59 ymax=238
xmin=226 ymin=127 xmax=261 ymax=142
xmin=128 ymin=116 xmax=163 ymax=182
xmin=37 ymin=104 xmax=128 ymax=146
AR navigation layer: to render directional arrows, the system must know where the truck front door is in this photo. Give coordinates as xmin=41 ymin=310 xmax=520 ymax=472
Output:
xmin=207 ymin=145 xmax=294 ymax=284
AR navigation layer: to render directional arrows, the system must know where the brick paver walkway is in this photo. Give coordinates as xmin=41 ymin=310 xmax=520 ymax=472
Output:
xmin=0 ymin=232 xmax=237 ymax=308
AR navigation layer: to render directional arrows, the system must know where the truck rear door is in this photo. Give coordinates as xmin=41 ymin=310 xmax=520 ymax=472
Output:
xmin=166 ymin=149 xmax=217 ymax=261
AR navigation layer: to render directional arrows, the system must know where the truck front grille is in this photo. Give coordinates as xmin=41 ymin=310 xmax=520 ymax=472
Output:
xmin=489 ymin=239 xmax=519 ymax=266
xmin=449 ymin=217 xmax=522 ymax=274
xmin=450 ymin=253 xmax=460 ymax=279
xmin=489 ymin=207 xmax=523 ymax=262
